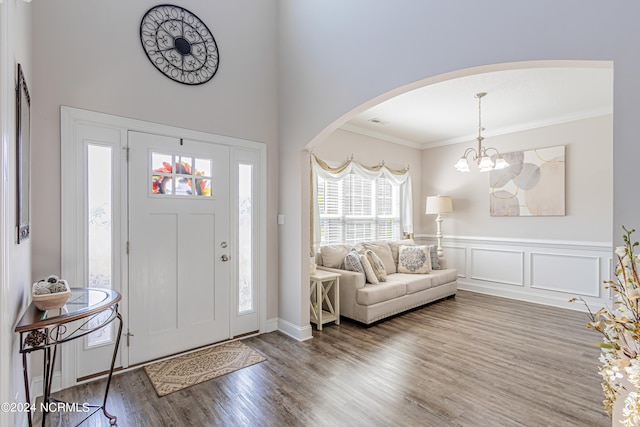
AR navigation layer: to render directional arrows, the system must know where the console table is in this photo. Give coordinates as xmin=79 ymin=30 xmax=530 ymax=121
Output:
xmin=15 ymin=288 xmax=123 ymax=427
xmin=310 ymin=270 xmax=340 ymax=330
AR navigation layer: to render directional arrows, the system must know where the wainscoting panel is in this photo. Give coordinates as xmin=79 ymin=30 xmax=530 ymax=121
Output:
xmin=470 ymin=248 xmax=524 ymax=286
xmin=420 ymin=235 xmax=612 ymax=312
xmin=444 ymin=245 xmax=467 ymax=278
xmin=530 ymin=252 xmax=600 ymax=297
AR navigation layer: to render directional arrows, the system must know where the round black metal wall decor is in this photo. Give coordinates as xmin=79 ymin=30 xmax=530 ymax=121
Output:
xmin=140 ymin=4 xmax=219 ymax=85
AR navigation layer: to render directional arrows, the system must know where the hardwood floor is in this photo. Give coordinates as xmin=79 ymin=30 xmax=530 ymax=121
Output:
xmin=37 ymin=291 xmax=609 ymax=426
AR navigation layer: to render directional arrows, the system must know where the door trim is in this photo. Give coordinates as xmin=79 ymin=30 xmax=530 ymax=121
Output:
xmin=60 ymin=106 xmax=267 ymax=389
xmin=0 ymin=3 xmax=11 ymax=425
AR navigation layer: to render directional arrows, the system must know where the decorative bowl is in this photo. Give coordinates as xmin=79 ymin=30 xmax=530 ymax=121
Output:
xmin=32 ymin=279 xmax=71 ymax=311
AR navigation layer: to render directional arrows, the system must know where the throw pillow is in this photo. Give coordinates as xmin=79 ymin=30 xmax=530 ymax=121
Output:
xmin=362 ymin=242 xmax=396 ymax=274
xmin=365 ymin=249 xmax=387 ymax=282
xmin=388 ymin=239 xmax=416 ymax=266
xmin=428 ymin=245 xmax=441 ymax=270
xmin=360 ymin=254 xmax=379 ymax=285
xmin=398 ymin=245 xmax=432 ymax=274
xmin=320 ymin=244 xmax=353 ymax=269
xmin=344 ymin=250 xmax=365 ymax=274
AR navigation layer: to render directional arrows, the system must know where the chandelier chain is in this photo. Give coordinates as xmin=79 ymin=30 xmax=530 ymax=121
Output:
xmin=478 ymin=94 xmax=482 ymax=139
xmin=476 ymin=92 xmax=486 ymax=142
xmin=453 ymin=91 xmax=508 ymax=172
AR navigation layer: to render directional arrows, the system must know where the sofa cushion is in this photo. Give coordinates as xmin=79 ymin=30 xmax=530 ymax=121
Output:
xmin=344 ymin=250 xmax=365 ymax=274
xmin=428 ymin=245 xmax=441 ymax=270
xmin=388 ymin=239 xmax=416 ymax=266
xmin=389 ymin=273 xmax=433 ymax=294
xmin=363 ymin=242 xmax=396 ymax=274
xmin=321 ymin=245 xmax=353 ymax=268
xmin=356 ymin=281 xmax=407 ymax=306
xmin=398 ymin=245 xmax=432 ymax=274
xmin=365 ymin=249 xmax=387 ymax=282
xmin=429 ymin=268 xmax=459 ymax=287
xmin=360 ymin=254 xmax=379 ymax=285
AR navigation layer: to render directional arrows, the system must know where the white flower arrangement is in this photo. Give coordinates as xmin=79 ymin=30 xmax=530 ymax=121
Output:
xmin=572 ymin=226 xmax=640 ymax=426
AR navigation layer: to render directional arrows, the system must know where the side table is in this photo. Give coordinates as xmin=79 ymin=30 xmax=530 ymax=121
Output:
xmin=15 ymin=288 xmax=122 ymax=427
xmin=310 ymin=270 xmax=340 ymax=330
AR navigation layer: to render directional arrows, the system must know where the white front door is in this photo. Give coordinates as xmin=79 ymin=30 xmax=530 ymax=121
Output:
xmin=127 ymin=131 xmax=231 ymax=365
xmin=62 ymin=108 xmax=266 ymax=385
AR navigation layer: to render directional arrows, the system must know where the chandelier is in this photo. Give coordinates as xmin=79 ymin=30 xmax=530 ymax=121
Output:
xmin=454 ymin=92 xmax=509 ymax=172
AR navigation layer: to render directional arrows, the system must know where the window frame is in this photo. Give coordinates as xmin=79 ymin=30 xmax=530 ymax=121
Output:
xmin=317 ymin=174 xmax=402 ymax=246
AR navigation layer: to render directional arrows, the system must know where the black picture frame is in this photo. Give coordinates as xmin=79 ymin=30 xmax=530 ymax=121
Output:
xmin=16 ymin=63 xmax=30 ymax=244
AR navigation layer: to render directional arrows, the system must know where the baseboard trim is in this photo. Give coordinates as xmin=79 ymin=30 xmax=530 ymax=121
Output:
xmin=277 ymin=318 xmax=313 ymax=342
xmin=459 ymin=281 xmax=602 ymax=313
xmin=264 ymin=317 xmax=278 ymax=333
xmin=30 ymin=371 xmax=62 ymax=401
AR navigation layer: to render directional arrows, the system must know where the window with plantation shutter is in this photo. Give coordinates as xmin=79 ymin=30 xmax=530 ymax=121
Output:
xmin=376 ymin=177 xmax=400 ymax=241
xmin=311 ymin=154 xmax=412 ymax=251
xmin=317 ymin=178 xmax=343 ymax=244
xmin=317 ymin=174 xmax=401 ymax=246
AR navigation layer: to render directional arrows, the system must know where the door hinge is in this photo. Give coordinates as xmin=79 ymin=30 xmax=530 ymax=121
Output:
xmin=126 ymin=241 xmax=130 ymax=254
xmin=125 ymin=330 xmax=134 ymax=347
xmin=125 ymin=146 xmax=130 ymax=161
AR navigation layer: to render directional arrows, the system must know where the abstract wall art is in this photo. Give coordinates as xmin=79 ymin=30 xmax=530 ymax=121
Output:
xmin=489 ymin=145 xmax=565 ymax=217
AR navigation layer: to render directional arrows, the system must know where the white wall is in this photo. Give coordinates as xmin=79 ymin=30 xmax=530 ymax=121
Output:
xmin=419 ymin=115 xmax=613 ymax=310
xmin=30 ymin=1 xmax=280 ymax=320
xmin=277 ymin=1 xmax=640 ymax=334
xmin=420 ymin=115 xmax=613 ymax=243
xmin=1 ymin=1 xmax=32 ymax=425
xmin=313 ymin=128 xmax=423 ymax=234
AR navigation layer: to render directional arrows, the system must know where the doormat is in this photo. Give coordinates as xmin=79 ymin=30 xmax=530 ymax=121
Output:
xmin=143 ymin=340 xmax=266 ymax=397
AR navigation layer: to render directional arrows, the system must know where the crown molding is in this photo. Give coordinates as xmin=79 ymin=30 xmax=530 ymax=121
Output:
xmin=423 ymin=108 xmax=613 ymax=149
xmin=341 ymin=109 xmax=612 ymax=151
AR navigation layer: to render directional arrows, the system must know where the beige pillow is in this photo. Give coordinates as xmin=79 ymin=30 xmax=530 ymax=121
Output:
xmin=363 ymin=242 xmax=396 ymax=274
xmin=365 ymin=249 xmax=387 ymax=282
xmin=321 ymin=245 xmax=353 ymax=268
xmin=398 ymin=245 xmax=431 ymax=274
xmin=360 ymin=254 xmax=379 ymax=284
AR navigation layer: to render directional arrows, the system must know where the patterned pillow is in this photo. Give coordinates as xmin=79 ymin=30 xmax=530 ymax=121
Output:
xmin=365 ymin=249 xmax=387 ymax=282
xmin=428 ymin=245 xmax=441 ymax=270
xmin=344 ymin=250 xmax=365 ymax=274
xmin=388 ymin=239 xmax=416 ymax=266
xmin=360 ymin=254 xmax=379 ymax=285
xmin=398 ymin=245 xmax=432 ymax=274
xmin=362 ymin=242 xmax=396 ymax=274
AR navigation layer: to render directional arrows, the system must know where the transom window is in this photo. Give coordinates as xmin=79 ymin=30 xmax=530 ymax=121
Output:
xmin=151 ymin=152 xmax=212 ymax=197
xmin=317 ymin=175 xmax=401 ymax=245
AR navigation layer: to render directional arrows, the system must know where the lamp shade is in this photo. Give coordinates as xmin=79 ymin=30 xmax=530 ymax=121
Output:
xmin=425 ymin=195 xmax=453 ymax=214
xmin=494 ymin=157 xmax=509 ymax=170
xmin=453 ymin=157 xmax=470 ymax=172
xmin=478 ymin=156 xmax=494 ymax=171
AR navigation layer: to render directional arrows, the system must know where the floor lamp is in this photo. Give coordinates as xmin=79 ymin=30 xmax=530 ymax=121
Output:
xmin=425 ymin=195 xmax=453 ymax=257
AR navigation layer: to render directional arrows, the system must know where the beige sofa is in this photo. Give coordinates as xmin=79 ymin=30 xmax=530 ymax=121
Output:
xmin=316 ymin=240 xmax=458 ymax=325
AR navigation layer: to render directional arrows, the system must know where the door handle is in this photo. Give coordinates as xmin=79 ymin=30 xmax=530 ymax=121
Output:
xmin=221 ymin=255 xmax=229 ymax=262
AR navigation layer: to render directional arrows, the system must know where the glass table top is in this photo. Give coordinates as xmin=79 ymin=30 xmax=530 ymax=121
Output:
xmin=16 ymin=287 xmax=121 ymax=333
xmin=40 ymin=288 xmax=110 ymax=320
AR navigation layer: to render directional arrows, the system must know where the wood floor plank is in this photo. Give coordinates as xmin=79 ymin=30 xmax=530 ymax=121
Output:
xmin=35 ymin=291 xmax=609 ymax=426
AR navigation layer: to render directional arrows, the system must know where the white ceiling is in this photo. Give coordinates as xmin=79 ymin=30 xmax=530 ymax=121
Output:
xmin=341 ymin=66 xmax=614 ymax=149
